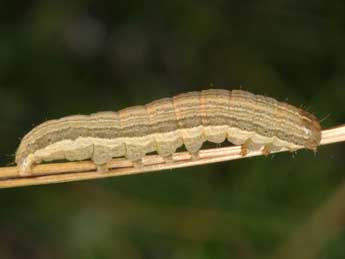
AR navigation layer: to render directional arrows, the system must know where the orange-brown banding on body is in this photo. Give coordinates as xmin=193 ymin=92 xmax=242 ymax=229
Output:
xmin=199 ymin=91 xmax=208 ymax=126
xmin=172 ymin=95 xmax=182 ymax=128
xmin=15 ymin=89 xmax=322 ymax=176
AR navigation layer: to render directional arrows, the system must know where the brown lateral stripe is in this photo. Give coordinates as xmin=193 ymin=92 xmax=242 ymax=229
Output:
xmin=15 ymin=89 xmax=322 ymax=176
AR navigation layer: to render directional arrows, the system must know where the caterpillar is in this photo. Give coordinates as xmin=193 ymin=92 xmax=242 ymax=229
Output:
xmin=15 ymin=89 xmax=322 ymax=176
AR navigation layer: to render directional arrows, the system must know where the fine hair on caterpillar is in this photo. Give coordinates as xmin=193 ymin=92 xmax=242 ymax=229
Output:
xmin=15 ymin=89 xmax=322 ymax=176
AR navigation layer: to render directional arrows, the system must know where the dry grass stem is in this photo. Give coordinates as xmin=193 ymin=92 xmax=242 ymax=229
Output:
xmin=0 ymin=125 xmax=344 ymax=189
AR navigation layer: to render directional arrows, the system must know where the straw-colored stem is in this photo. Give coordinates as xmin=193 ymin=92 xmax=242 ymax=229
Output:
xmin=0 ymin=125 xmax=344 ymax=189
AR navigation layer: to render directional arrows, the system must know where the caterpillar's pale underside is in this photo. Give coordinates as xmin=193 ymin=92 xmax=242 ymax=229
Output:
xmin=16 ymin=89 xmax=322 ymax=176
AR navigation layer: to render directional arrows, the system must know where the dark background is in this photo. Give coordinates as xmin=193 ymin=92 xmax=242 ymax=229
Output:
xmin=0 ymin=1 xmax=345 ymax=258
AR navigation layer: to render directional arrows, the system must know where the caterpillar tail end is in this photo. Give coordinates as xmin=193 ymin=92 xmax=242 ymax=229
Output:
xmin=17 ymin=156 xmax=34 ymax=177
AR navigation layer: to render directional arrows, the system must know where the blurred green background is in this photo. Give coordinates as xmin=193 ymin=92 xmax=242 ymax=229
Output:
xmin=0 ymin=0 xmax=345 ymax=258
